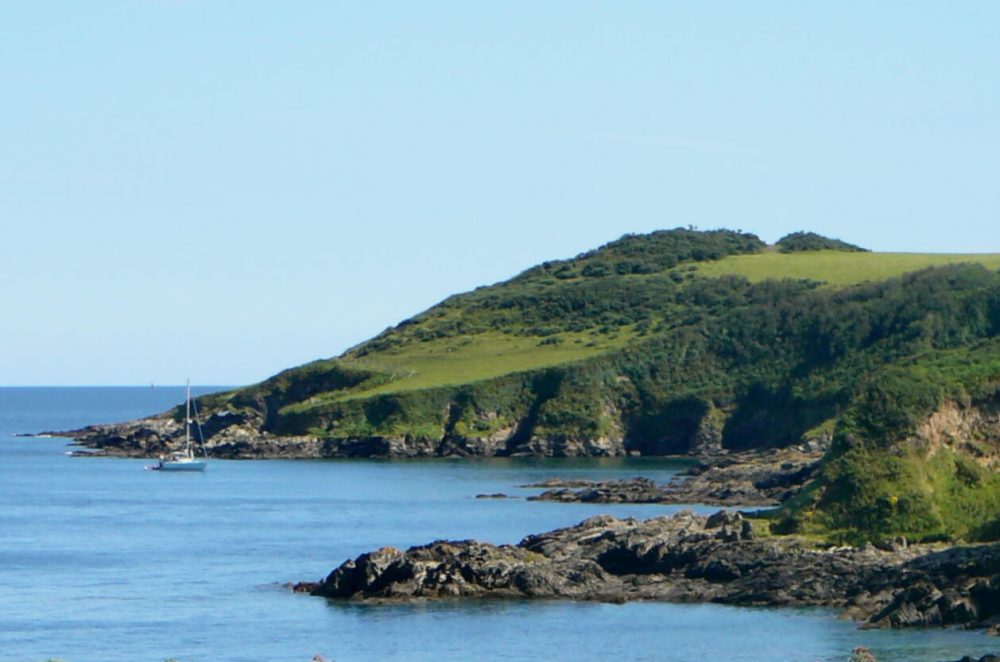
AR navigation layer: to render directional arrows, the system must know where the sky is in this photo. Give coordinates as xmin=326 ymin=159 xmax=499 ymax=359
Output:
xmin=1 ymin=1 xmax=998 ymax=386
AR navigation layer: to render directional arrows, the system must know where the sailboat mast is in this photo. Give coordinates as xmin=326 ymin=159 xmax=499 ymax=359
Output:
xmin=185 ymin=379 xmax=191 ymax=455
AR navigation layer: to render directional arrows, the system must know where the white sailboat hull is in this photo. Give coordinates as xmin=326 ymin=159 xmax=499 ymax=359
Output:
xmin=145 ymin=380 xmax=209 ymax=473
xmin=157 ymin=459 xmax=207 ymax=472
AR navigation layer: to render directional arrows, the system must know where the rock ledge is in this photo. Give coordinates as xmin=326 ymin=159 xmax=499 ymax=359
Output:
xmin=303 ymin=511 xmax=1000 ymax=631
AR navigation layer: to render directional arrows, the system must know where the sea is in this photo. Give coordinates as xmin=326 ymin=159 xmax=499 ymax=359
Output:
xmin=1 ymin=387 xmax=997 ymax=662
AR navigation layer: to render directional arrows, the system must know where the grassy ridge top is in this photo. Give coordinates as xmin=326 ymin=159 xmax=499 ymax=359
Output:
xmin=695 ymin=251 xmax=1000 ymax=286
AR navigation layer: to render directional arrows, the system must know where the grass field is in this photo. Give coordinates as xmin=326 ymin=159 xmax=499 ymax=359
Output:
xmin=319 ymin=329 xmax=637 ymax=403
xmin=694 ymin=251 xmax=1000 ymax=285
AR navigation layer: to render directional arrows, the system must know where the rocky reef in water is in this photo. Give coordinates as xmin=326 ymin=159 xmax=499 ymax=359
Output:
xmin=296 ymin=510 xmax=1000 ymax=632
xmin=522 ymin=443 xmax=825 ymax=507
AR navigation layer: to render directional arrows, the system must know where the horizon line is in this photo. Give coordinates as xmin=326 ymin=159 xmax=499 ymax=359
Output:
xmin=0 ymin=384 xmax=241 ymax=388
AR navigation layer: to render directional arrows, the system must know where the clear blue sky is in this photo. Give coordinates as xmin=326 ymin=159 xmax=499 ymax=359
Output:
xmin=2 ymin=2 xmax=998 ymax=386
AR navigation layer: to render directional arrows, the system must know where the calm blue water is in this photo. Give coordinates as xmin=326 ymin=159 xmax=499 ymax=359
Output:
xmin=1 ymin=387 xmax=997 ymax=662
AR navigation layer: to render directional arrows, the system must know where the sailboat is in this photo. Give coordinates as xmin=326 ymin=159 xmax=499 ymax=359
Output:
xmin=148 ymin=380 xmax=208 ymax=472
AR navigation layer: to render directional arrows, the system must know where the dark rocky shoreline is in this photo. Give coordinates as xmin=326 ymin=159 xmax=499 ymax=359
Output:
xmin=55 ymin=419 xmax=827 ymax=513
xmin=49 ymin=413 xmax=331 ymax=460
xmin=49 ymin=400 xmax=834 ymax=465
xmin=296 ymin=510 xmax=1000 ymax=633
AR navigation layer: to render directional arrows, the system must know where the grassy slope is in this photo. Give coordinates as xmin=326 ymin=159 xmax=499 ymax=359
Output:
xmin=308 ymin=329 xmax=636 ymax=404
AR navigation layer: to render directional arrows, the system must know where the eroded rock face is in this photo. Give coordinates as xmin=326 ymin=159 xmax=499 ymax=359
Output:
xmin=305 ymin=510 xmax=1000 ymax=632
xmin=506 ymin=435 xmax=626 ymax=458
xmin=914 ymin=401 xmax=1000 ymax=468
xmin=689 ymin=415 xmax=724 ymax=455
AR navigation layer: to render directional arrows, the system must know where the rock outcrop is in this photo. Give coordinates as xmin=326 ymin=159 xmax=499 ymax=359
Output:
xmin=301 ymin=510 xmax=1000 ymax=632
xmin=914 ymin=401 xmax=1000 ymax=469
xmin=60 ymin=411 xmax=329 ymax=459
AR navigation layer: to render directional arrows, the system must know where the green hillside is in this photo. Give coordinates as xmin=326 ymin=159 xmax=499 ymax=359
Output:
xmin=321 ymin=249 xmax=1000 ymax=403
xmin=221 ymin=240 xmax=1000 ymax=407
xmin=192 ymin=228 xmax=1000 ymax=543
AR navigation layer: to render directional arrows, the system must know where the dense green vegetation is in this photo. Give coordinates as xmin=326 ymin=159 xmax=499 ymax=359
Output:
xmin=200 ymin=228 xmax=1000 ymax=543
xmin=774 ymin=339 xmax=1000 ymax=544
xmin=515 ymin=228 xmax=766 ymax=282
xmin=775 ymin=231 xmax=867 ymax=253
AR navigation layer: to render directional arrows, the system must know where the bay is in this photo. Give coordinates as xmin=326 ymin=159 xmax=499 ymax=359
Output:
xmin=0 ymin=387 xmax=996 ymax=661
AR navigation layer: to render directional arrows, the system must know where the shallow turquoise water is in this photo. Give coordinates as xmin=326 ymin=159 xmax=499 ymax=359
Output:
xmin=1 ymin=387 xmax=997 ymax=662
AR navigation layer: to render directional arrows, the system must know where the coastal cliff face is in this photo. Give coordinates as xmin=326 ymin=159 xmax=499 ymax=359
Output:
xmin=917 ymin=401 xmax=1000 ymax=468
xmin=63 ymin=392 xmax=774 ymax=460
xmin=65 ymin=391 xmax=993 ymax=469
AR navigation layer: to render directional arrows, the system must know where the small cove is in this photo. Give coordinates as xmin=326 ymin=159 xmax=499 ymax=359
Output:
xmin=1 ymin=387 xmax=997 ymax=662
